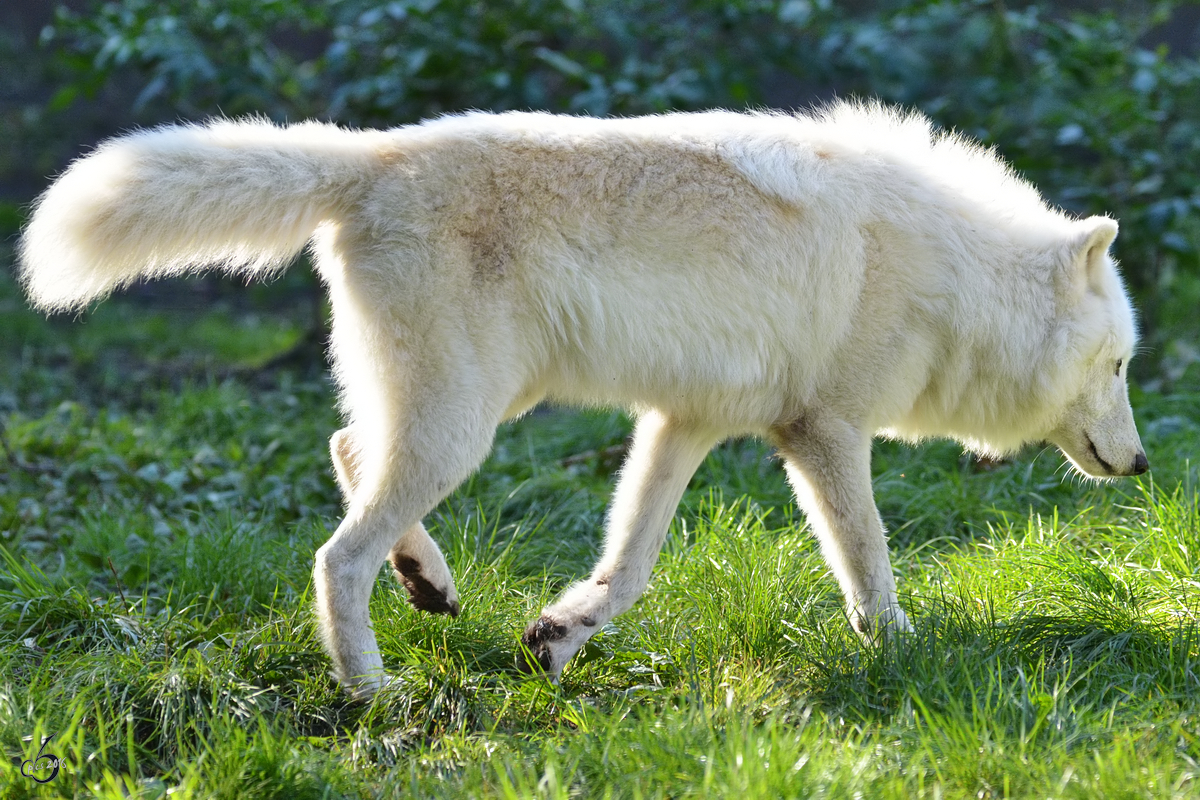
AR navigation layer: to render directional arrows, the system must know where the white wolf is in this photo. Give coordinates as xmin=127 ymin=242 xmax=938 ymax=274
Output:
xmin=19 ymin=102 xmax=1148 ymax=697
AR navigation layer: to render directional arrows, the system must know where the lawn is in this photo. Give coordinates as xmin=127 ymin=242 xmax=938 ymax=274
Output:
xmin=2 ymin=253 xmax=1199 ymax=799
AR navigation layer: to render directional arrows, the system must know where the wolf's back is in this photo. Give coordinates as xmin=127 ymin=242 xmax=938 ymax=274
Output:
xmin=19 ymin=119 xmax=385 ymax=312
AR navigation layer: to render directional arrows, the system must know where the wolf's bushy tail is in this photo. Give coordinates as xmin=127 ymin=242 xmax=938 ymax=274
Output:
xmin=19 ymin=118 xmax=386 ymax=312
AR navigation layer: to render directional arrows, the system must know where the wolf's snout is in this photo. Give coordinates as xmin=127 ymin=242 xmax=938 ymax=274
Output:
xmin=1051 ymin=422 xmax=1147 ymax=480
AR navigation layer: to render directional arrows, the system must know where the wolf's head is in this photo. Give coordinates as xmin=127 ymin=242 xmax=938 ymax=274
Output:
xmin=1044 ymin=217 xmax=1148 ymax=479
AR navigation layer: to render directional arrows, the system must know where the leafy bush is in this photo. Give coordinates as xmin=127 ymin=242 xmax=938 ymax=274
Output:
xmin=44 ymin=0 xmax=806 ymax=121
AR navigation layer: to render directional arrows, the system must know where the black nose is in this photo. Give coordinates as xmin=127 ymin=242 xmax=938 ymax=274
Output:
xmin=1132 ymin=452 xmax=1149 ymax=475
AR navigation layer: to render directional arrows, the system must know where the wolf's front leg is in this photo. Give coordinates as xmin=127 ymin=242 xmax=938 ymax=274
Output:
xmin=770 ymin=415 xmax=911 ymax=637
xmin=521 ymin=411 xmax=717 ymax=677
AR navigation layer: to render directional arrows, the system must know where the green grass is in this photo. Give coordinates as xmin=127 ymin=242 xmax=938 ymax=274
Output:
xmin=2 ymin=259 xmax=1200 ymax=798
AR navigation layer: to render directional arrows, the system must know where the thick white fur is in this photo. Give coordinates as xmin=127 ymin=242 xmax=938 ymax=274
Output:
xmin=19 ymin=102 xmax=1147 ymax=695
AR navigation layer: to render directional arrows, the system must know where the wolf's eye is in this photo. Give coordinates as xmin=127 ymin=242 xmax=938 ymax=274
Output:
xmin=1115 ymin=358 xmax=1123 ymax=376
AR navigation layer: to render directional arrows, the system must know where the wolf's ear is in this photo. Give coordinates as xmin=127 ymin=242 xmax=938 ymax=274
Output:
xmin=1059 ymin=216 xmax=1118 ymax=304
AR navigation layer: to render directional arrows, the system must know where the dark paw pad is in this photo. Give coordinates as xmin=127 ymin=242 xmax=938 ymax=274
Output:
xmin=390 ymin=555 xmax=459 ymax=617
xmin=518 ymin=616 xmax=566 ymax=673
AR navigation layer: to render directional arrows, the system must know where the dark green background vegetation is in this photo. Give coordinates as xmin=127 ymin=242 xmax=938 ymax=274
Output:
xmin=2 ymin=1 xmax=1200 ymax=797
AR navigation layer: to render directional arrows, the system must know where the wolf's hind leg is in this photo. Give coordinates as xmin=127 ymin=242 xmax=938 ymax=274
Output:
xmin=316 ymin=401 xmax=494 ymax=699
xmin=770 ymin=415 xmax=911 ymax=638
xmin=329 ymin=427 xmax=460 ymax=617
xmin=521 ymin=411 xmax=716 ymax=677
xmin=330 ymin=427 xmax=362 ymax=498
xmin=386 ymin=522 xmax=460 ymax=616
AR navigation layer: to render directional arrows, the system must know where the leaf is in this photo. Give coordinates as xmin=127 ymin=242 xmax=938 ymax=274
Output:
xmin=47 ymin=85 xmax=80 ymax=113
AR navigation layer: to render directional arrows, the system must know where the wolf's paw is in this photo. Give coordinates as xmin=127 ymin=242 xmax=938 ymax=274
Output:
xmin=518 ymin=613 xmax=600 ymax=680
xmin=518 ymin=615 xmax=567 ymax=676
xmin=519 ymin=579 xmax=610 ymax=677
xmin=390 ymin=554 xmax=460 ymax=617
xmin=880 ymin=604 xmax=913 ymax=635
xmin=850 ymin=603 xmax=912 ymax=641
xmin=517 ymin=613 xmax=600 ymax=678
xmin=337 ymin=669 xmax=397 ymax=702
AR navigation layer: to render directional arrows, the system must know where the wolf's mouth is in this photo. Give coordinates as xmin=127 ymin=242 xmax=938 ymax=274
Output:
xmin=1085 ymin=434 xmax=1114 ymax=475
